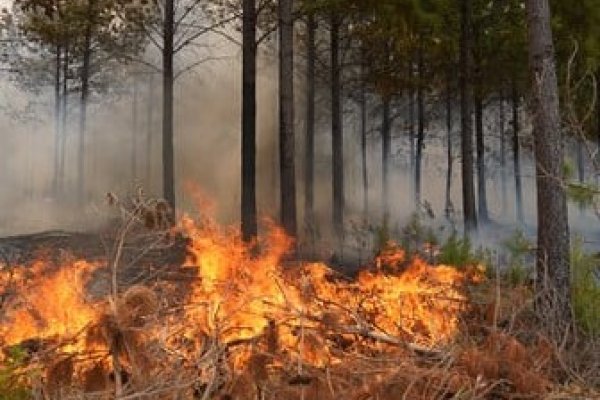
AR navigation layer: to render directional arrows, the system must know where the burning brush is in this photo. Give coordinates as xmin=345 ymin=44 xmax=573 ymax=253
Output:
xmin=0 ymin=198 xmax=490 ymax=399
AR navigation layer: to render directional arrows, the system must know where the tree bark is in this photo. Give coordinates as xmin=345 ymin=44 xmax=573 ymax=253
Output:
xmin=525 ymin=0 xmax=572 ymax=326
xmin=473 ymin=19 xmax=489 ymax=223
xmin=511 ymin=82 xmax=524 ymax=222
xmin=304 ymin=13 xmax=316 ymax=234
xmin=241 ymin=0 xmax=258 ymax=242
xmin=382 ymin=96 xmax=391 ymax=222
xmin=596 ymin=68 xmax=600 ymax=158
xmin=278 ymin=0 xmax=296 ymax=238
xmin=53 ymin=45 xmax=61 ymax=195
xmin=162 ymin=0 xmax=176 ymax=213
xmin=146 ymin=73 xmax=155 ymax=189
xmin=132 ymin=76 xmax=138 ymax=182
xmin=500 ymin=92 xmax=507 ymax=216
xmin=415 ymin=36 xmax=425 ymax=207
xmin=78 ymin=0 xmax=93 ymax=204
xmin=475 ymin=95 xmax=489 ymax=222
xmin=59 ymin=45 xmax=68 ymax=192
xmin=331 ymin=14 xmax=344 ymax=239
xmin=576 ymin=138 xmax=585 ymax=184
xmin=445 ymin=68 xmax=453 ymax=218
xmin=408 ymin=59 xmax=415 ymax=207
xmin=460 ymin=0 xmax=478 ymax=233
xmin=360 ymin=68 xmax=368 ymax=218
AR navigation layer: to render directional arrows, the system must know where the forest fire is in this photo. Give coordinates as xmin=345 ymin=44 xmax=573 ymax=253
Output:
xmin=0 ymin=259 xmax=100 ymax=353
xmin=0 ymin=209 xmax=484 ymax=397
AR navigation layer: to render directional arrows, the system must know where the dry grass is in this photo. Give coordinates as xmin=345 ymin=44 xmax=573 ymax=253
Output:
xmin=3 ymin=272 xmax=596 ymax=400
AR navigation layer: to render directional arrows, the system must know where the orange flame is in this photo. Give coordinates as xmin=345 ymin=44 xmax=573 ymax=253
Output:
xmin=0 ymin=203 xmax=483 ymax=384
xmin=177 ymin=214 xmax=479 ymax=367
xmin=0 ymin=259 xmax=100 ymax=354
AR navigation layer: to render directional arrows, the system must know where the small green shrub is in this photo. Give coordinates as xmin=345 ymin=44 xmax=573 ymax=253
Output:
xmin=374 ymin=219 xmax=391 ymax=255
xmin=437 ymin=232 xmax=475 ymax=267
xmin=398 ymin=212 xmax=442 ymax=257
xmin=400 ymin=213 xmax=425 ymax=254
xmin=506 ymin=263 xmax=528 ymax=286
xmin=502 ymin=230 xmax=532 ymax=286
xmin=571 ymin=239 xmax=600 ymax=336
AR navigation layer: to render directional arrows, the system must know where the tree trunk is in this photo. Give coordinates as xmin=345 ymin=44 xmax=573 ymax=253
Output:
xmin=475 ymin=94 xmax=489 ymax=222
xmin=500 ymin=92 xmax=507 ymax=216
xmin=146 ymin=73 xmax=155 ymax=190
xmin=460 ymin=0 xmax=478 ymax=233
xmin=596 ymin=68 xmax=600 ymax=160
xmin=278 ymin=0 xmax=296 ymax=238
xmin=304 ymin=13 xmax=316 ymax=234
xmin=53 ymin=45 xmax=61 ymax=195
xmin=360 ymin=67 xmax=368 ymax=218
xmin=525 ymin=0 xmax=572 ymax=327
xmin=162 ymin=0 xmax=176 ymax=213
xmin=59 ymin=46 xmax=68 ymax=192
xmin=473 ymin=22 xmax=489 ymax=223
xmin=576 ymin=138 xmax=585 ymax=184
xmin=132 ymin=76 xmax=138 ymax=182
xmin=331 ymin=15 xmax=344 ymax=239
xmin=511 ymin=82 xmax=524 ymax=222
xmin=408 ymin=59 xmax=415 ymax=207
xmin=241 ymin=0 xmax=258 ymax=242
xmin=78 ymin=1 xmax=93 ymax=204
xmin=445 ymin=68 xmax=453 ymax=218
xmin=382 ymin=97 xmax=391 ymax=222
xmin=415 ymin=36 xmax=425 ymax=207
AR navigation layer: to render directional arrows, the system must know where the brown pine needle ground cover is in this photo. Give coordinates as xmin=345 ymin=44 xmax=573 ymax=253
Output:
xmin=0 ymin=197 xmax=598 ymax=399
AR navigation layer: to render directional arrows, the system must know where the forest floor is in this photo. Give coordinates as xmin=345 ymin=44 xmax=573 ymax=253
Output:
xmin=0 ymin=225 xmax=598 ymax=400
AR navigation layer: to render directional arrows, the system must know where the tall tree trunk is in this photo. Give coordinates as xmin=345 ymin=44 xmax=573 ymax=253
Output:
xmin=278 ymin=0 xmax=296 ymax=238
xmin=331 ymin=15 xmax=344 ymax=239
xmin=59 ymin=46 xmax=68 ymax=192
xmin=475 ymin=95 xmax=489 ymax=222
xmin=408 ymin=59 xmax=416 ymax=207
xmin=132 ymin=76 xmax=138 ymax=182
xmin=525 ymin=0 xmax=571 ymax=326
xmin=460 ymin=0 xmax=478 ymax=233
xmin=78 ymin=1 xmax=93 ymax=204
xmin=360 ymin=67 xmax=368 ymax=218
xmin=596 ymin=68 xmax=600 ymax=161
xmin=474 ymin=24 xmax=489 ymax=223
xmin=304 ymin=13 xmax=316 ymax=235
xmin=146 ymin=73 xmax=155 ymax=189
xmin=53 ymin=45 xmax=61 ymax=195
xmin=576 ymin=138 xmax=585 ymax=184
xmin=241 ymin=0 xmax=257 ymax=242
xmin=162 ymin=0 xmax=176 ymax=213
xmin=415 ymin=36 xmax=425 ymax=207
xmin=382 ymin=97 xmax=391 ymax=222
xmin=512 ymin=82 xmax=524 ymax=222
xmin=500 ymin=92 xmax=507 ymax=216
xmin=445 ymin=68 xmax=453 ymax=217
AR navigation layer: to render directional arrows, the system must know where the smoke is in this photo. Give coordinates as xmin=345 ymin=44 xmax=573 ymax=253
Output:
xmin=0 ymin=33 xmax=598 ymax=256
xmin=0 ymin=35 xmax=283 ymax=234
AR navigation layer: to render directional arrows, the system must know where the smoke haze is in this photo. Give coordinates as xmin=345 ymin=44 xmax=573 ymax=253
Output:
xmin=0 ymin=34 xmax=598 ymax=256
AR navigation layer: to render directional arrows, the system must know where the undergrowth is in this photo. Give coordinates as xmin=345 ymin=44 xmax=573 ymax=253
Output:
xmin=502 ymin=229 xmax=532 ymax=286
xmin=437 ymin=232 xmax=475 ymax=267
xmin=571 ymin=238 xmax=600 ymax=336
